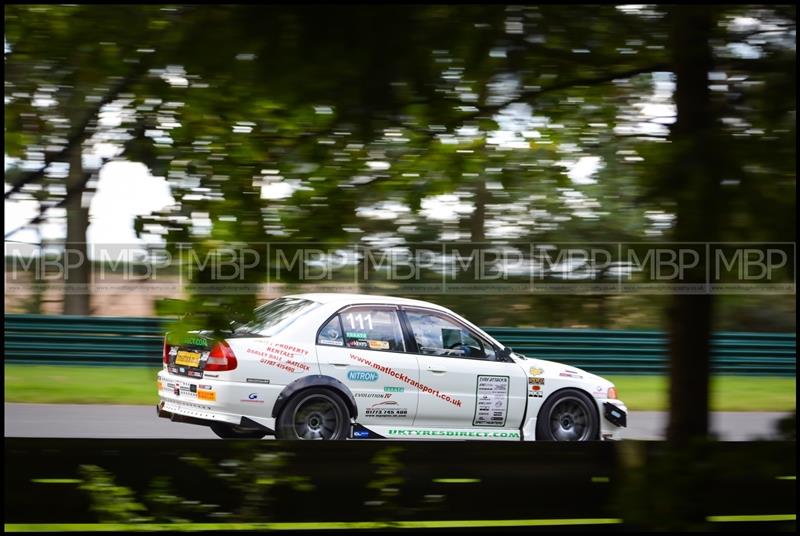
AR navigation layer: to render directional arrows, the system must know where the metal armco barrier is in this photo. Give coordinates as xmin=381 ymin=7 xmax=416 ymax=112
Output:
xmin=3 ymin=438 xmax=796 ymax=531
xmin=4 ymin=314 xmax=796 ymax=376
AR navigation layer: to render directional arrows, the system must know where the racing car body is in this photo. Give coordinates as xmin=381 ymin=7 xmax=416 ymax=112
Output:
xmin=157 ymin=293 xmax=628 ymax=440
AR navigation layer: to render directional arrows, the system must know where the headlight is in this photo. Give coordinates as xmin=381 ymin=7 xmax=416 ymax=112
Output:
xmin=607 ymin=386 xmax=618 ymax=399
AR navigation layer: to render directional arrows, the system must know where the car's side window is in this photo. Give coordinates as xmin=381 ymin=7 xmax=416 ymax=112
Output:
xmin=317 ymin=315 xmax=344 ymax=347
xmin=339 ymin=307 xmax=406 ymax=353
xmin=405 ymin=310 xmax=491 ymax=360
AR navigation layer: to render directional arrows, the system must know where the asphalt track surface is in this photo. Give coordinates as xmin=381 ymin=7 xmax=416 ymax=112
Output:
xmin=4 ymin=403 xmax=792 ymax=440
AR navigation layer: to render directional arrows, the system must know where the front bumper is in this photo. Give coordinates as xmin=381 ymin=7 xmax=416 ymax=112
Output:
xmin=603 ymin=401 xmax=627 ymax=427
xmin=599 ymin=399 xmax=628 ymax=440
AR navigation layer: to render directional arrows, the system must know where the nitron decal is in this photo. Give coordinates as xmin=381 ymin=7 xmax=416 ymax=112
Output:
xmin=347 ymin=370 xmax=379 ymax=382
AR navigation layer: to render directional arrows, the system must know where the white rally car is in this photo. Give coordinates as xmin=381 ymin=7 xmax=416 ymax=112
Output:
xmin=157 ymin=293 xmax=628 ymax=441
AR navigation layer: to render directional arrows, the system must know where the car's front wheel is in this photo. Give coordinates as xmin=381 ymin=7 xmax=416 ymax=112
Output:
xmin=276 ymin=388 xmax=350 ymax=440
xmin=536 ymin=389 xmax=599 ymax=441
xmin=210 ymin=422 xmax=268 ymax=439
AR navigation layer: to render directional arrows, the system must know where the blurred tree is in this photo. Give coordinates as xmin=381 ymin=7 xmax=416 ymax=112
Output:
xmin=4 ymin=4 xmax=195 ymax=313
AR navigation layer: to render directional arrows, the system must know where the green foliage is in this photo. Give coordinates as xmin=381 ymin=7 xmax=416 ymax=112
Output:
xmin=78 ymin=465 xmax=151 ymax=523
xmin=4 ymin=5 xmax=795 ymax=330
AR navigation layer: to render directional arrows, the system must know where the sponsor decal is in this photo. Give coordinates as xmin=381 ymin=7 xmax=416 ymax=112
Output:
xmin=559 ymin=372 xmax=583 ymax=379
xmin=348 ymin=370 xmax=379 ymax=382
xmin=388 ymin=429 xmax=521 ymax=439
xmin=246 ymin=378 xmax=271 ymax=384
xmin=353 ymin=430 xmax=369 ymax=438
xmin=199 ymin=384 xmax=212 ymax=390
xmin=529 ymin=391 xmax=543 ymax=398
xmin=384 ymin=386 xmax=405 ymax=393
xmin=531 ymin=385 xmax=541 ymax=391
xmin=172 ymin=336 xmax=207 ymax=347
xmin=367 ymin=340 xmax=390 ymax=350
xmin=204 ymin=373 xmax=219 ymax=378
xmin=247 ymin=342 xmax=312 ymax=374
xmin=168 ymin=347 xmax=178 ymax=357
xmin=474 ymin=375 xmax=509 ymax=427
xmin=241 ymin=392 xmax=264 ymax=403
xmin=346 ymin=331 xmax=368 ymax=339
xmin=197 ymin=389 xmax=216 ymax=401
xmin=187 ymin=370 xmax=203 ymax=378
xmin=318 ymin=338 xmax=343 ymax=346
xmin=355 ymin=392 xmax=391 ymax=399
xmin=529 ymin=377 xmax=545 ymax=385
xmin=347 ymin=340 xmax=369 ymax=349
xmin=248 ymin=350 xmax=306 ymax=373
xmin=365 ymin=400 xmax=408 ymax=418
xmin=348 ymin=353 xmax=463 ymax=408
xmin=529 ymin=367 xmax=544 ymax=376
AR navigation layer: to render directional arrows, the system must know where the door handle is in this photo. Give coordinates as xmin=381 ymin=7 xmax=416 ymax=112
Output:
xmin=427 ymin=368 xmax=447 ymax=374
xmin=330 ymin=363 xmax=349 ymax=367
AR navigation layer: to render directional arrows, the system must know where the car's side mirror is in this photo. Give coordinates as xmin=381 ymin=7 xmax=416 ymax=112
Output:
xmin=498 ymin=346 xmax=513 ymax=362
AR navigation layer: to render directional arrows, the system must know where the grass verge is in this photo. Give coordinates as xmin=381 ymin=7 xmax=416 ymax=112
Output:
xmin=3 ymin=365 xmax=796 ymax=411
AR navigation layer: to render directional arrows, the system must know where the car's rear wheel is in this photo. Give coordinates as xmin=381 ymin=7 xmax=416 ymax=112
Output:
xmin=210 ymin=422 xmax=267 ymax=439
xmin=536 ymin=389 xmax=598 ymax=441
xmin=276 ymin=388 xmax=350 ymax=440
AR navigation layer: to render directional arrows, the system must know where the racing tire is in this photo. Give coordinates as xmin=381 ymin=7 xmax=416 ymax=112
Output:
xmin=275 ymin=388 xmax=350 ymax=440
xmin=536 ymin=389 xmax=599 ymax=441
xmin=210 ymin=422 xmax=268 ymax=439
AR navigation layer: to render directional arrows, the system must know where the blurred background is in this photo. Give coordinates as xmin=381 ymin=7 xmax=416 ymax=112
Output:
xmin=3 ymin=4 xmax=796 ymax=531
xmin=4 ymin=4 xmax=795 ymax=328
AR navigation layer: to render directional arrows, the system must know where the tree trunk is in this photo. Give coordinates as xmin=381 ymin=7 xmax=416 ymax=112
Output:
xmin=470 ymin=179 xmax=487 ymax=242
xmin=665 ymin=6 xmax=720 ymax=444
xmin=63 ymin=144 xmax=91 ymax=315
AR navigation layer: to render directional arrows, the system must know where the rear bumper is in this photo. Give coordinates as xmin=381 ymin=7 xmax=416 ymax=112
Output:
xmin=157 ymin=369 xmax=278 ymax=433
xmin=156 ymin=401 xmax=274 ymax=434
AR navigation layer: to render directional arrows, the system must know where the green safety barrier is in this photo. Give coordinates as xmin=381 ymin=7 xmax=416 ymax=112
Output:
xmin=3 ymin=314 xmax=796 ymax=375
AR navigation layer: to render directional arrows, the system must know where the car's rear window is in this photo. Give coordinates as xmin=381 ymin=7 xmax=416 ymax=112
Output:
xmin=234 ymin=297 xmax=318 ymax=337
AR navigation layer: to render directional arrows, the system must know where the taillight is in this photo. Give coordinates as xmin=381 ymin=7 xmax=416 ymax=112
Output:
xmin=205 ymin=340 xmax=238 ymax=371
xmin=607 ymin=387 xmax=618 ymax=400
xmin=162 ymin=336 xmax=170 ymax=364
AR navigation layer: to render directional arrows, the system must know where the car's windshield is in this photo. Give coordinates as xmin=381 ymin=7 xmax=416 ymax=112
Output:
xmin=233 ymin=297 xmax=319 ymax=337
